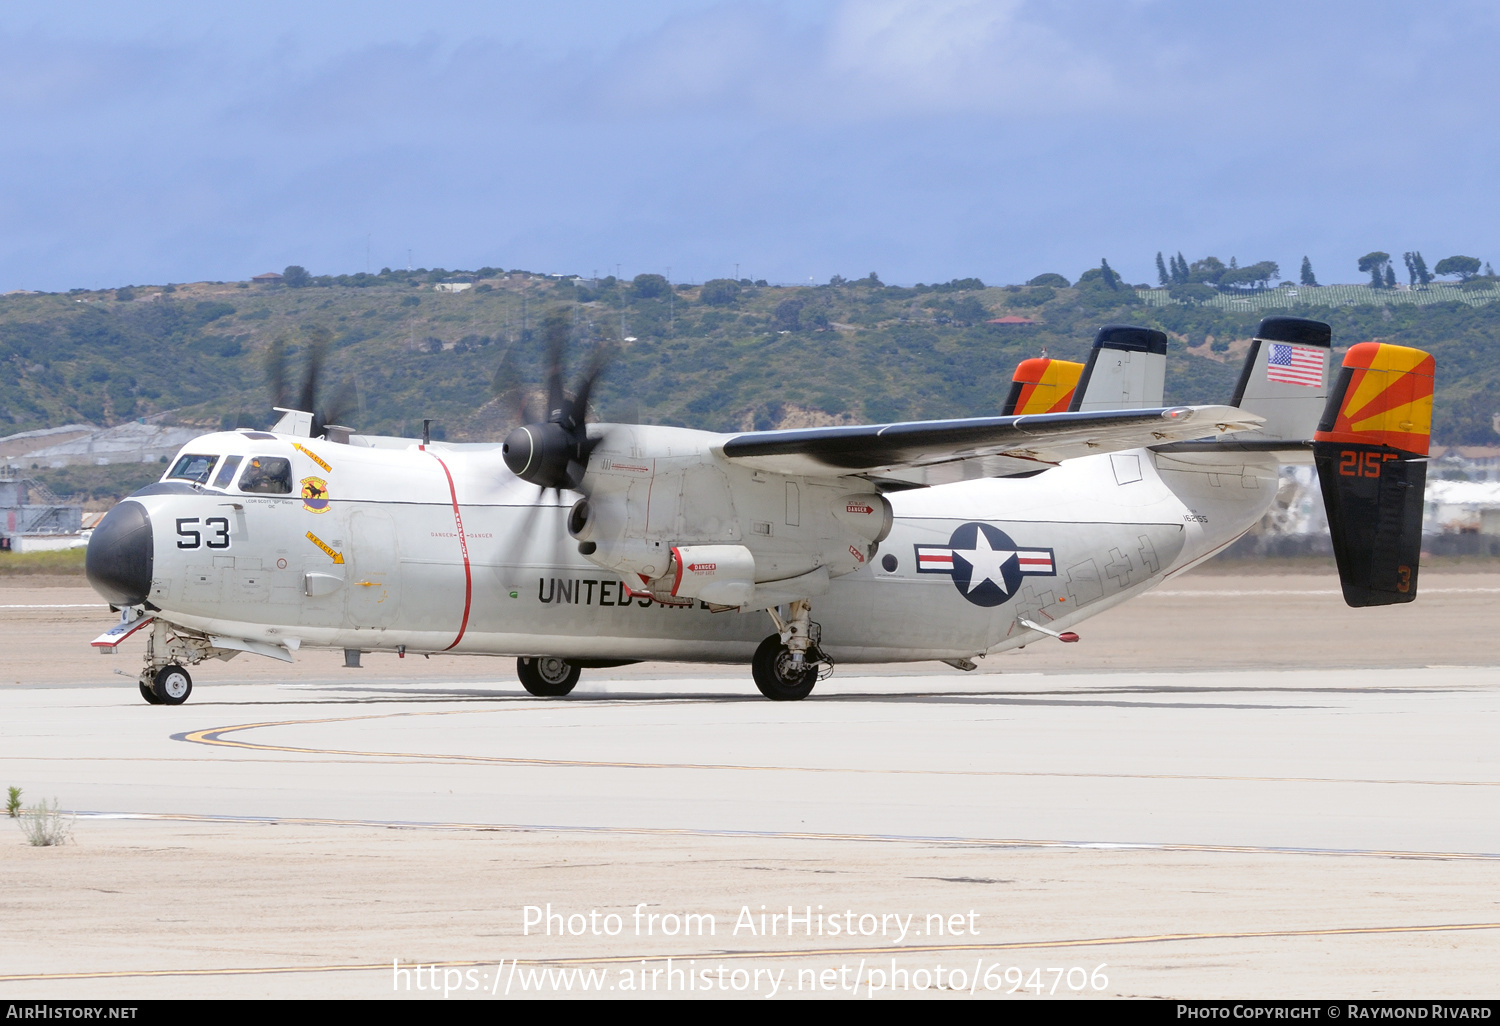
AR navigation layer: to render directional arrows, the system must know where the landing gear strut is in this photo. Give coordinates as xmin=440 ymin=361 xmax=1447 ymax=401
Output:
xmin=517 ymin=656 xmax=580 ymax=697
xmin=754 ymin=599 xmax=832 ymax=701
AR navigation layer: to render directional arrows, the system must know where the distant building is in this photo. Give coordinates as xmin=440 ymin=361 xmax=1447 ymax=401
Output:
xmin=433 ymin=282 xmax=473 ymax=293
xmin=0 ymin=468 xmax=84 ymax=553
xmin=251 ymin=272 xmax=283 ymax=284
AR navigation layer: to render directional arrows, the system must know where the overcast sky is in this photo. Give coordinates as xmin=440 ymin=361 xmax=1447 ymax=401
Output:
xmin=2 ymin=1 xmax=1497 ymax=291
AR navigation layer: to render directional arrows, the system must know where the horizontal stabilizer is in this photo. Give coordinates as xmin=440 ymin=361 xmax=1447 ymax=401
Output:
xmin=1312 ymin=341 xmax=1435 ymax=607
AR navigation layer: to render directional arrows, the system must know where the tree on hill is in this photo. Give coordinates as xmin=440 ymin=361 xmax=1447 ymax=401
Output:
xmin=282 ymin=265 xmax=309 ymax=288
xmin=1026 ymin=273 xmax=1069 ymax=287
xmin=1219 ymin=260 xmax=1280 ymax=291
xmin=1357 ymin=252 xmax=1390 ymax=288
xmin=1300 ymin=256 xmax=1318 ymax=286
xmin=699 ymin=279 xmax=740 ymax=306
xmin=1188 ymin=256 xmax=1226 ymax=284
xmin=1404 ymin=252 xmax=1432 ymax=288
xmin=631 ymin=273 xmax=670 ymax=299
xmin=1099 ymin=259 xmax=1121 ymax=291
xmin=1384 ymin=264 xmax=1397 ymax=288
xmin=1434 ymin=255 xmax=1482 ymax=281
xmin=1156 ymin=252 xmax=1170 ymax=287
xmin=1174 ymin=252 xmax=1189 ymax=284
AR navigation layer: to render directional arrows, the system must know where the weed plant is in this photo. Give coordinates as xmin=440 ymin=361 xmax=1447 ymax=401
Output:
xmin=17 ymin=798 xmax=72 ymax=846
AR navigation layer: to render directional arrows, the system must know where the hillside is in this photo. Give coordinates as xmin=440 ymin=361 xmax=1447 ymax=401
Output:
xmin=1 ymin=270 xmax=1496 ymax=457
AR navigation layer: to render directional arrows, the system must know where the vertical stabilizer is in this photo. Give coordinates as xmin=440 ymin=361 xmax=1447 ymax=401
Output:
xmin=1230 ymin=316 xmax=1332 ymax=441
xmin=1003 ymin=357 xmax=1084 ymax=416
xmin=1312 ymin=341 xmax=1434 ymax=607
xmin=1068 ymin=326 xmax=1167 ymax=412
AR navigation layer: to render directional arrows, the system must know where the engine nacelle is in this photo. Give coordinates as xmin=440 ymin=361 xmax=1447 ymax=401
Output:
xmin=565 ymin=438 xmax=894 ymax=604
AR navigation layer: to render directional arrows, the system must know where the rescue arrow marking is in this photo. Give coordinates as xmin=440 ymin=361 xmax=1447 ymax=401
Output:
xmin=292 ymin=443 xmax=331 ymax=472
xmin=304 ymin=531 xmax=345 ymax=564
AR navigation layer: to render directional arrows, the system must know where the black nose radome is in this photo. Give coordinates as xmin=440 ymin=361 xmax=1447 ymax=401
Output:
xmin=86 ymin=500 xmax=153 ymax=607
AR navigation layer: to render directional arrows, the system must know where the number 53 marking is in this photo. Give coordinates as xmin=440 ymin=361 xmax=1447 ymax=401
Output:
xmin=176 ymin=517 xmax=230 ymax=549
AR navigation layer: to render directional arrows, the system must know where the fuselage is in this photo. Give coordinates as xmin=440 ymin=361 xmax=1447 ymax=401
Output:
xmin=87 ymin=429 xmax=1278 ymax=666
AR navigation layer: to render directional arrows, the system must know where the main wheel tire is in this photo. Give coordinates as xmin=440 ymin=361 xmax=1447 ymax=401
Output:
xmin=152 ymin=664 xmax=192 ymax=705
xmin=751 ymin=635 xmax=818 ymax=701
xmin=517 ymin=656 xmax=580 ymax=697
xmin=139 ymin=679 xmax=164 ymax=705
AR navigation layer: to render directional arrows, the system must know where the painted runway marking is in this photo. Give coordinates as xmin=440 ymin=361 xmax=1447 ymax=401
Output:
xmin=6 ymin=920 xmax=1500 ymax=983
xmin=171 ymin=708 xmax=1500 ymax=789
xmin=69 ymin=810 xmax=1500 ymax=862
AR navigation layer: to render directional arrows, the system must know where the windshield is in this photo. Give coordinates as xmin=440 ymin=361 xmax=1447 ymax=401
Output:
xmin=211 ymin=454 xmax=243 ymax=490
xmin=238 ymin=456 xmax=292 ymax=494
xmin=167 ymin=453 xmax=218 ymax=484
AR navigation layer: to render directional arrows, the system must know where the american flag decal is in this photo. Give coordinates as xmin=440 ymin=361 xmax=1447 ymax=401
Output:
xmin=1265 ymin=343 xmax=1324 ymax=388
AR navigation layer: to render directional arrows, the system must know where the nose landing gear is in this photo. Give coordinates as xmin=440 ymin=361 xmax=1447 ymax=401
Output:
xmin=133 ymin=620 xmax=208 ymax=705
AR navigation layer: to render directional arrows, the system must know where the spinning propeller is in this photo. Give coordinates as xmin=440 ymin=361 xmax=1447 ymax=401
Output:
xmin=500 ymin=309 xmax=611 ymax=493
xmin=266 ymin=328 xmax=357 ymax=439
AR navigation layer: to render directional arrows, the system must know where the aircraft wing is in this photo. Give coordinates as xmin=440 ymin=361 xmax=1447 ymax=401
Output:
xmin=717 ymin=405 xmax=1261 ymax=487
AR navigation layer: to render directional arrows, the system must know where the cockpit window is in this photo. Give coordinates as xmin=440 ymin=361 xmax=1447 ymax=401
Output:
xmin=211 ymin=454 xmax=243 ymax=490
xmin=238 ymin=456 xmax=293 ymax=494
xmin=167 ymin=453 xmax=218 ymax=484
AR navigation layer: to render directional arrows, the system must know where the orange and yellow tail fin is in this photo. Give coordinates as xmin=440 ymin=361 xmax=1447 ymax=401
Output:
xmin=1003 ymin=358 xmax=1084 ymax=416
xmin=1312 ymin=342 xmax=1435 ymax=607
xmin=1314 ymin=341 xmax=1434 ymax=456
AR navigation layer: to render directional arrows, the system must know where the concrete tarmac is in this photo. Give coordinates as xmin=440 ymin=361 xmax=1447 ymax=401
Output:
xmin=3 ymin=570 xmax=1500 ymax=999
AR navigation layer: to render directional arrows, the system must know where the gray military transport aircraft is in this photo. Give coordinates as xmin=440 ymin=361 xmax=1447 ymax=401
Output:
xmin=85 ymin=316 xmax=1434 ymax=704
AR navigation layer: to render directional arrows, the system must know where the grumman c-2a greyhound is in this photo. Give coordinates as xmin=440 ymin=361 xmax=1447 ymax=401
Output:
xmin=84 ymin=315 xmax=1435 ymax=704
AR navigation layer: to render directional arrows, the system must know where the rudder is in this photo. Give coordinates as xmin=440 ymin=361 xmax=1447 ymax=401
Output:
xmin=1312 ymin=341 xmax=1434 ymax=607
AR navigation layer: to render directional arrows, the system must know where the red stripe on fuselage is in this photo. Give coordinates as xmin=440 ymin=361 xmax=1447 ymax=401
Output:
xmin=427 ymin=451 xmax=472 ymax=651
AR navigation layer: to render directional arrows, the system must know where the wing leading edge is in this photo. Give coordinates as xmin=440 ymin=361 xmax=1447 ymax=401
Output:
xmin=717 ymin=405 xmax=1262 ymax=487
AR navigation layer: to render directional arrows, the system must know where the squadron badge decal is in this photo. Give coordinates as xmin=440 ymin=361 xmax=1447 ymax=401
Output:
xmin=915 ymin=523 xmax=1055 ymax=607
xmin=301 ymin=476 xmax=331 ymax=513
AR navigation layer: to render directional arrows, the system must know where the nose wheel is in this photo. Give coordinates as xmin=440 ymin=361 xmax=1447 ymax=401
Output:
xmin=142 ymin=664 xmax=192 ymax=705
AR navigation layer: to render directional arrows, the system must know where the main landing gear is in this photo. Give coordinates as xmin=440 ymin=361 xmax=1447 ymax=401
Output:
xmin=754 ymin=599 xmax=832 ymax=701
xmin=517 ymin=656 xmax=580 ymax=697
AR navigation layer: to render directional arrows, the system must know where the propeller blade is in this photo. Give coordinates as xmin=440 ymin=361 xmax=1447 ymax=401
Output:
xmin=565 ymin=344 xmax=613 ymax=432
xmin=542 ymin=310 xmax=569 ymax=421
xmin=298 ymin=327 xmax=331 ymax=416
xmin=266 ymin=339 xmax=290 ymax=409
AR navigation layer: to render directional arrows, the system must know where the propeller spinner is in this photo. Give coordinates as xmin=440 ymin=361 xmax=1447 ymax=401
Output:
xmin=500 ymin=310 xmax=610 ymax=491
